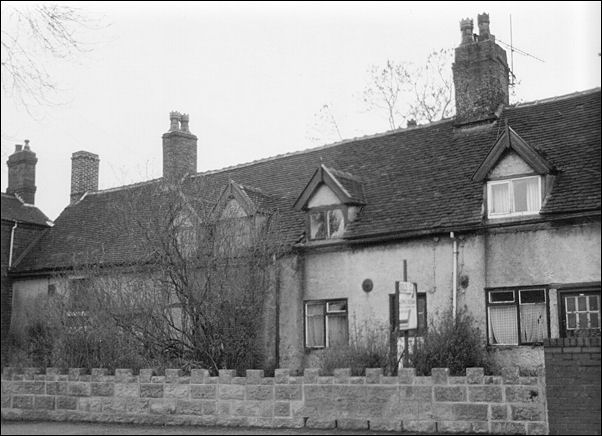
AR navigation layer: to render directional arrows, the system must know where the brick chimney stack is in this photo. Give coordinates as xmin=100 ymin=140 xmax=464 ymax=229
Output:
xmin=162 ymin=111 xmax=197 ymax=183
xmin=6 ymin=140 xmax=37 ymax=204
xmin=70 ymin=151 xmax=99 ymax=204
xmin=452 ymin=13 xmax=509 ymax=126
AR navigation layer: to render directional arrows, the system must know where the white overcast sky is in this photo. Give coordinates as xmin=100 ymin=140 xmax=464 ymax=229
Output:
xmin=1 ymin=1 xmax=600 ymax=220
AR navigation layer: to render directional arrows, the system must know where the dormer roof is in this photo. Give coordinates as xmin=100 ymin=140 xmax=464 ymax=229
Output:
xmin=472 ymin=125 xmax=555 ymax=182
xmin=293 ymin=165 xmax=366 ymax=211
xmin=212 ymin=180 xmax=277 ymax=218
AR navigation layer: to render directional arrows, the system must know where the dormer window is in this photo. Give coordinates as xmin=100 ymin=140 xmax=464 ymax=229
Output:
xmin=487 ymin=175 xmax=541 ymax=218
xmin=309 ymin=207 xmax=345 ymax=240
xmin=293 ymin=165 xmax=366 ymax=243
xmin=473 ymin=125 xmax=555 ymax=221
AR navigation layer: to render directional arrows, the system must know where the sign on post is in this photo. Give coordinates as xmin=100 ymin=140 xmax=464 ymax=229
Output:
xmin=397 ymin=281 xmax=417 ymax=331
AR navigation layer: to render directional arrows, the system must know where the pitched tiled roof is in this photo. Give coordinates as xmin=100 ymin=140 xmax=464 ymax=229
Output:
xmin=1 ymin=193 xmax=52 ymax=227
xmin=14 ymin=88 xmax=601 ymax=273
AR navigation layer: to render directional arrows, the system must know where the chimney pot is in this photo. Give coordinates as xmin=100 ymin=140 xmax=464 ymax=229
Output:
xmin=478 ymin=13 xmax=491 ymax=41
xmin=15 ymin=144 xmax=22 ymax=152
xmin=460 ymin=18 xmax=474 ymax=45
xmin=169 ymin=111 xmax=181 ymax=132
xmin=180 ymin=113 xmax=190 ymax=133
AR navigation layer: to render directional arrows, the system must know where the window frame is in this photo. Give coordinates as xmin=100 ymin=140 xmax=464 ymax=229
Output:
xmin=485 ymin=286 xmax=550 ymax=346
xmin=486 ymin=175 xmax=542 ymax=219
xmin=304 ymin=298 xmax=349 ymax=349
xmin=306 ymin=205 xmax=348 ymax=241
xmin=558 ymin=286 xmax=601 ymax=338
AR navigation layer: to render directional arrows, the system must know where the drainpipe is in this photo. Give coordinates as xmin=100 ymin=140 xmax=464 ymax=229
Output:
xmin=450 ymin=231 xmax=458 ymax=318
xmin=8 ymin=221 xmax=18 ymax=268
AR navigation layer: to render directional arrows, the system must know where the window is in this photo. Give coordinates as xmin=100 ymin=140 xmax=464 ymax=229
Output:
xmin=305 ymin=299 xmax=348 ymax=348
xmin=47 ymin=284 xmax=56 ymax=297
xmin=560 ymin=290 xmax=601 ymax=337
xmin=416 ymin=293 xmax=427 ymax=336
xmin=309 ymin=208 xmax=345 ymax=240
xmin=66 ymin=278 xmax=91 ymax=329
xmin=487 ymin=288 xmax=548 ymax=345
xmin=487 ymin=176 xmax=541 ymax=218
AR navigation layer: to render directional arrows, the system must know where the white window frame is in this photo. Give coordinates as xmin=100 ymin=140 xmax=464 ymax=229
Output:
xmin=487 ymin=175 xmax=542 ymax=219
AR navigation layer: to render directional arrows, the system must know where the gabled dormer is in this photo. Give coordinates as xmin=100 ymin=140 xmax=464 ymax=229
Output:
xmin=212 ymin=180 xmax=262 ymax=220
xmin=473 ymin=125 xmax=555 ymax=220
xmin=294 ymin=165 xmax=365 ymax=241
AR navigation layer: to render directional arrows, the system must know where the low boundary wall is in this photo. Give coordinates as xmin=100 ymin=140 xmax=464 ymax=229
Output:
xmin=544 ymin=337 xmax=601 ymax=435
xmin=2 ymin=366 xmax=547 ymax=434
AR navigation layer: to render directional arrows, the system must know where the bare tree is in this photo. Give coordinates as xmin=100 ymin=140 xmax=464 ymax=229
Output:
xmin=1 ymin=3 xmax=94 ymax=110
xmin=58 ymin=179 xmax=288 ymax=373
xmin=306 ymin=103 xmax=344 ymax=144
xmin=363 ymin=49 xmax=455 ymax=129
xmin=362 ymin=60 xmax=410 ymax=130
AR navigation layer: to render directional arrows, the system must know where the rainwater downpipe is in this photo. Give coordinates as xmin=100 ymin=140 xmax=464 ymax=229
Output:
xmin=450 ymin=231 xmax=458 ymax=318
xmin=8 ymin=221 xmax=18 ymax=268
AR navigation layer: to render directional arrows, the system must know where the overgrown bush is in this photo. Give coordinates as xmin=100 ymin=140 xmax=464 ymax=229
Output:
xmin=318 ymin=318 xmax=392 ymax=376
xmin=409 ymin=308 xmax=491 ymax=376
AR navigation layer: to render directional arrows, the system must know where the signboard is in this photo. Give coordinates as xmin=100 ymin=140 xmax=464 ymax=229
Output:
xmin=397 ymin=281 xmax=417 ymax=331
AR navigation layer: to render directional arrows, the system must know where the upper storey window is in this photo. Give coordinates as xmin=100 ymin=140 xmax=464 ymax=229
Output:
xmin=309 ymin=207 xmax=345 ymax=240
xmin=487 ymin=175 xmax=541 ymax=218
xmin=293 ymin=165 xmax=365 ymax=242
xmin=472 ymin=125 xmax=555 ymax=221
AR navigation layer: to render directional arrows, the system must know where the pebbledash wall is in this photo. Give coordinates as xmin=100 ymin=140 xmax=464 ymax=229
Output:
xmin=2 ymin=366 xmax=547 ymax=434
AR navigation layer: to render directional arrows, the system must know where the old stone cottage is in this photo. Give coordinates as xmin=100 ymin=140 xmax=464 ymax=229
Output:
xmin=2 ymin=14 xmax=600 ymax=371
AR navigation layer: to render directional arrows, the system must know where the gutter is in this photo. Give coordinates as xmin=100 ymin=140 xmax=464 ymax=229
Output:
xmin=8 ymin=221 xmax=18 ymax=268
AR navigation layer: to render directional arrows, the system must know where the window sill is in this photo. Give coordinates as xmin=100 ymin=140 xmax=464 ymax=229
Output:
xmin=487 ymin=212 xmax=541 ymax=221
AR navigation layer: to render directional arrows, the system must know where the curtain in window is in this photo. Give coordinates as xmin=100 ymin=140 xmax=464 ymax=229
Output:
xmin=491 ymin=183 xmax=511 ymax=214
xmin=327 ymin=314 xmax=348 ymax=347
xmin=520 ymin=303 xmax=547 ymax=343
xmin=310 ymin=212 xmax=326 ymax=240
xmin=489 ymin=305 xmax=518 ymax=345
xmin=328 ymin=209 xmax=345 ymax=238
xmin=306 ymin=304 xmax=325 ymax=347
xmin=525 ymin=178 xmax=539 ymax=212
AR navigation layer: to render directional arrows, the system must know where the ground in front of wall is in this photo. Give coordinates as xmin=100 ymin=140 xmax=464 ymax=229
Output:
xmin=0 ymin=421 xmax=436 ymax=436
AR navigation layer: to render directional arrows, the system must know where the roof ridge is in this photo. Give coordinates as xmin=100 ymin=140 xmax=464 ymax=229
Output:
xmin=77 ymin=88 xmax=600 ymax=199
xmin=87 ymin=177 xmax=162 ymax=196
xmin=191 ymin=118 xmax=454 ymax=180
xmin=510 ymin=87 xmax=601 ymax=109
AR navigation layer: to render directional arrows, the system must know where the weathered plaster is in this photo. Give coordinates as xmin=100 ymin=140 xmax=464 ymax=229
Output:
xmin=307 ymin=185 xmax=340 ymax=208
xmin=488 ymin=151 xmax=534 ymax=178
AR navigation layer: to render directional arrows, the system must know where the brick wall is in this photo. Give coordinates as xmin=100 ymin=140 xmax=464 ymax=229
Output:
xmin=544 ymin=337 xmax=601 ymax=435
xmin=2 ymin=366 xmax=547 ymax=434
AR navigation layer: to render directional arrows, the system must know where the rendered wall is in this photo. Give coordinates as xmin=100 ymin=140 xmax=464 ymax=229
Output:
xmin=298 ymin=221 xmax=600 ymax=370
xmin=1 ymin=366 xmax=547 ymax=434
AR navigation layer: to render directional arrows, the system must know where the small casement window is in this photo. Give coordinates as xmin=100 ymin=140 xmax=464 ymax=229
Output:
xmin=487 ymin=288 xmax=549 ymax=345
xmin=304 ymin=299 xmax=348 ymax=348
xmin=560 ymin=291 xmax=601 ymax=337
xmin=309 ymin=208 xmax=345 ymax=240
xmin=487 ymin=176 xmax=541 ymax=218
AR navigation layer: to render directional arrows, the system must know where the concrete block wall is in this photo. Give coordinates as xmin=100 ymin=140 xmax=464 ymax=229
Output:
xmin=2 ymin=366 xmax=547 ymax=434
xmin=544 ymin=337 xmax=601 ymax=435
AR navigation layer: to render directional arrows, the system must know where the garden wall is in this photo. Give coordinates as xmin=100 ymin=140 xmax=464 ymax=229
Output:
xmin=544 ymin=337 xmax=601 ymax=435
xmin=1 ymin=366 xmax=547 ymax=434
